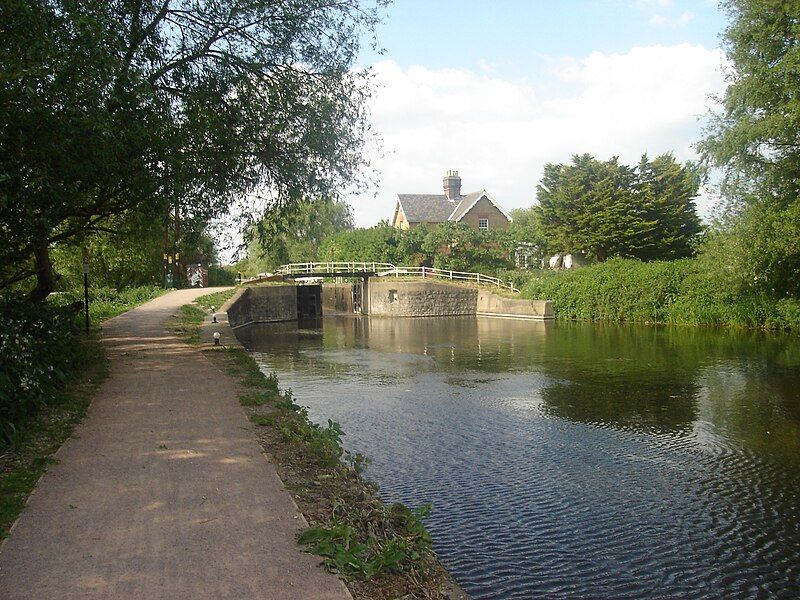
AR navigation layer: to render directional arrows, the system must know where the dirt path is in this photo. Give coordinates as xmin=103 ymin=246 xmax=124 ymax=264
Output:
xmin=0 ymin=289 xmax=351 ymax=599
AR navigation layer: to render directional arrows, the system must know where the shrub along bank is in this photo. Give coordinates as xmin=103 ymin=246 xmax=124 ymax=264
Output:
xmin=520 ymin=258 xmax=800 ymax=331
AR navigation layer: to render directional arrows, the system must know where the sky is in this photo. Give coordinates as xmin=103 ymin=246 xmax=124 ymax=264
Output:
xmin=346 ymin=0 xmax=730 ymax=227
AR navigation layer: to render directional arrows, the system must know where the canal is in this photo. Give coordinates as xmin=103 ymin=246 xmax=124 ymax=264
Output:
xmin=236 ymin=316 xmax=800 ymax=599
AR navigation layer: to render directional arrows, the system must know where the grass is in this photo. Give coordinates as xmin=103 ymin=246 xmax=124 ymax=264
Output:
xmin=168 ymin=304 xmax=206 ymax=344
xmin=85 ymin=286 xmax=167 ymax=323
xmin=194 ymin=287 xmax=237 ymax=311
xmin=177 ymin=290 xmax=462 ymax=598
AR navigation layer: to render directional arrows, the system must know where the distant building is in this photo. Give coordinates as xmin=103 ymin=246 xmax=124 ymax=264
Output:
xmin=391 ymin=170 xmax=512 ymax=231
xmin=186 ymin=264 xmax=208 ymax=287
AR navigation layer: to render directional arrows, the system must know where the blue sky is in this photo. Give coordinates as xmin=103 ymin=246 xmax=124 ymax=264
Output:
xmin=347 ymin=1 xmax=730 ymax=226
xmin=361 ymin=1 xmax=726 ymax=75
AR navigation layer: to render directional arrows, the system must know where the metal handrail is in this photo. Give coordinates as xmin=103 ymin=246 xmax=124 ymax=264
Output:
xmin=379 ymin=265 xmax=518 ymax=292
xmin=246 ymin=262 xmax=519 ymax=293
xmin=275 ymin=261 xmax=397 ymax=275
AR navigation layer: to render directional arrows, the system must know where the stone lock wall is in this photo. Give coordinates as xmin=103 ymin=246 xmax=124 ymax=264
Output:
xmin=226 ymin=285 xmax=297 ymax=328
xmin=367 ymin=280 xmax=478 ymax=317
xmin=476 ymin=290 xmax=553 ymax=319
xmin=231 ymin=280 xmax=554 ymax=324
xmin=322 ymin=283 xmax=354 ymax=313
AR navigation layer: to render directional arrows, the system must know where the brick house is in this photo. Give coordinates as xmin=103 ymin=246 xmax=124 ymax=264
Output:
xmin=391 ymin=170 xmax=512 ymax=231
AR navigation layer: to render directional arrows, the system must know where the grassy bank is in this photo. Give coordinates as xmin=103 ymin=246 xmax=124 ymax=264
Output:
xmin=0 ymin=285 xmax=165 ymax=538
xmin=174 ymin=292 xmax=464 ymax=599
xmin=519 ymin=258 xmax=800 ymax=331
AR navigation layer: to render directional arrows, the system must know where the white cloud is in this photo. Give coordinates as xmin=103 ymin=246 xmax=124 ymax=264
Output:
xmin=349 ymin=44 xmax=726 ymax=227
xmin=636 ymin=0 xmax=674 ymax=7
xmin=650 ymin=11 xmax=695 ymax=27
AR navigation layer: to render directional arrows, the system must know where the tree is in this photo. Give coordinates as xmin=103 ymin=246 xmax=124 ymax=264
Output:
xmin=699 ymin=0 xmax=800 ymax=297
xmin=636 ymin=154 xmax=703 ymax=261
xmin=239 ymin=198 xmax=354 ymax=274
xmin=508 ymin=207 xmax=547 ymax=266
xmin=508 ymin=208 xmax=545 ymax=247
xmin=426 ymin=222 xmax=514 ymax=273
xmin=320 ymin=224 xmax=402 ymax=263
xmin=0 ymin=0 xmax=383 ymax=300
xmin=50 ymin=209 xmax=221 ymax=290
xmin=535 ymin=154 xmax=701 ymax=262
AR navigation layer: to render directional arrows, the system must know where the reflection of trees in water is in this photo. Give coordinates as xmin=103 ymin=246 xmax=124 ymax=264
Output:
xmin=697 ymin=364 xmax=800 ymax=460
xmin=537 ymin=323 xmax=800 ymax=443
xmin=240 ymin=316 xmax=800 ymax=449
xmin=534 ymin=324 xmax=705 ymax=434
xmin=540 ymin=377 xmax=699 ymax=434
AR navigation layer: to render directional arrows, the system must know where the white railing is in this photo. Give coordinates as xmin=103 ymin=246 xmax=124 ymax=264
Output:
xmin=377 ymin=265 xmax=519 ymax=293
xmin=244 ymin=262 xmax=519 ymax=293
xmin=275 ymin=262 xmax=397 ymax=276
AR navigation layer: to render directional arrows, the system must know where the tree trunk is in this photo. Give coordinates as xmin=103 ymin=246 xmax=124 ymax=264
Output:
xmin=28 ymin=240 xmax=56 ymax=303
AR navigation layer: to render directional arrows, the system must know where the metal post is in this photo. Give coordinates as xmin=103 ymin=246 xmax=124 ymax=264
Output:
xmin=82 ymin=247 xmax=90 ymax=334
xmin=84 ymin=272 xmax=90 ymax=334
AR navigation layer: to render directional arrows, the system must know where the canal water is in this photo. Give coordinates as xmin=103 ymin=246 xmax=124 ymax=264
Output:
xmin=237 ymin=316 xmax=800 ymax=599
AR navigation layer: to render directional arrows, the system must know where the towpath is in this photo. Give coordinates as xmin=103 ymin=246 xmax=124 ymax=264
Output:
xmin=0 ymin=288 xmax=350 ymax=599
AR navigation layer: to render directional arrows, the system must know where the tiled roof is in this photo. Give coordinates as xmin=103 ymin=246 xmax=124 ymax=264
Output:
xmin=448 ymin=190 xmax=486 ymax=221
xmin=397 ymin=194 xmax=455 ymax=223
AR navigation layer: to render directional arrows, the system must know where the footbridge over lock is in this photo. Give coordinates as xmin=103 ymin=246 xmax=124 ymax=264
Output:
xmin=229 ymin=262 xmax=552 ymax=327
xmin=257 ymin=262 xmax=519 ymax=291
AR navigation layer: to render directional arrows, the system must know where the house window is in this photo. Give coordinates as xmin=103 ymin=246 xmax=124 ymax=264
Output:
xmin=478 ymin=218 xmax=489 ymax=231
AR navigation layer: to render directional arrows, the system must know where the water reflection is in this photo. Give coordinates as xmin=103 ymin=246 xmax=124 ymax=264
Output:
xmin=239 ymin=316 xmax=800 ymax=599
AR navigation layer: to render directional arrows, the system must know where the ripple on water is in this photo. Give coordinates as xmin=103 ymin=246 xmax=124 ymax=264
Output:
xmin=247 ymin=318 xmax=800 ymax=600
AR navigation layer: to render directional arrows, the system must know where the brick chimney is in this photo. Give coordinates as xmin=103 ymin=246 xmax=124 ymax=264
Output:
xmin=443 ymin=170 xmax=461 ymax=201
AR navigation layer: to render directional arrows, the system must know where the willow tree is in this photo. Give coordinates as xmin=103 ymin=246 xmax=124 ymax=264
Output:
xmin=0 ymin=0 xmax=384 ymax=300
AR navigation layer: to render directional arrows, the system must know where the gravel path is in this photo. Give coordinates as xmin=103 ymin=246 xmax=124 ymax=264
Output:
xmin=0 ymin=288 xmax=350 ymax=599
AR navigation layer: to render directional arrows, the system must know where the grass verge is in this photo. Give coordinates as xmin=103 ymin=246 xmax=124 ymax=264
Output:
xmin=182 ymin=292 xmax=465 ymax=599
xmin=194 ymin=288 xmax=237 ymax=311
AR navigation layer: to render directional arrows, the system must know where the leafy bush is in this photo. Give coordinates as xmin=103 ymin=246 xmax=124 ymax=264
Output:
xmin=521 ymin=258 xmax=800 ymax=331
xmin=208 ymin=264 xmax=237 ymax=286
xmin=0 ymin=296 xmax=81 ymax=446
